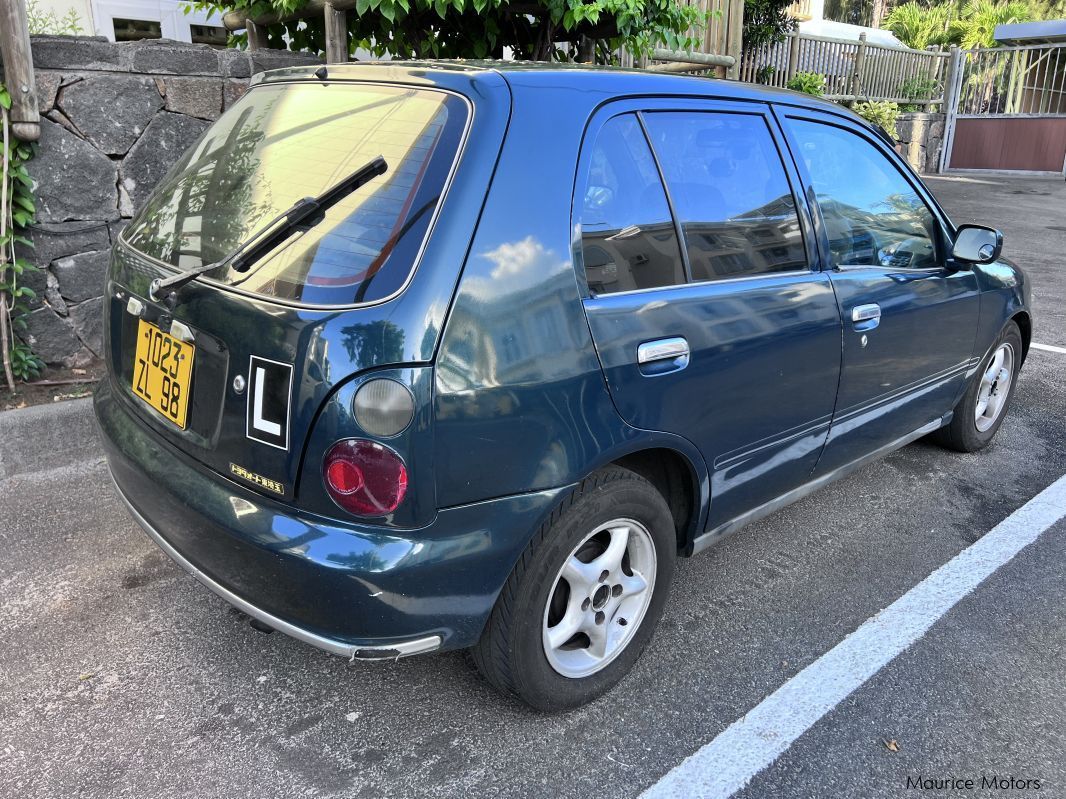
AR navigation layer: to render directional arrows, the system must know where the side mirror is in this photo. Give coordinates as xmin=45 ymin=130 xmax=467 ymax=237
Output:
xmin=952 ymin=224 xmax=1003 ymax=265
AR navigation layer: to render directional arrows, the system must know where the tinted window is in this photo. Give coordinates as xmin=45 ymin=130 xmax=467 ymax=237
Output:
xmin=643 ymin=112 xmax=807 ymax=282
xmin=579 ymin=114 xmax=685 ymax=295
xmin=786 ymin=119 xmax=939 ymax=270
xmin=123 ymin=83 xmax=467 ymax=305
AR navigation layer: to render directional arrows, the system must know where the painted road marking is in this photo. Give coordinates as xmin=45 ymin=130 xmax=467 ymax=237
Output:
xmin=1031 ymin=342 xmax=1066 ymax=355
xmin=641 ymin=474 xmax=1066 ymax=799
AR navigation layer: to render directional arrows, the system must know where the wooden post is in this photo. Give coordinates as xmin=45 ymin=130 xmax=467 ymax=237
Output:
xmin=940 ymin=44 xmax=959 ymax=114
xmin=725 ymin=0 xmax=744 ymax=80
xmin=323 ymin=2 xmax=349 ymax=64
xmin=786 ymin=33 xmax=801 ymax=82
xmin=0 ymin=0 xmax=40 ymax=142
xmin=923 ymin=46 xmax=939 ymax=112
xmin=246 ymin=18 xmax=269 ymax=50
xmin=849 ymin=32 xmax=867 ymax=101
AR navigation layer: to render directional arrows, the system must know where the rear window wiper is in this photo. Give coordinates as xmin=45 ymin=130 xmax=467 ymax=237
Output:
xmin=149 ymin=155 xmax=388 ymax=301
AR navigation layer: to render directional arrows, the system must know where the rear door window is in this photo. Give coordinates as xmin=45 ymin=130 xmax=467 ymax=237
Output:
xmin=642 ymin=111 xmax=808 ymax=282
xmin=578 ymin=114 xmax=685 ymax=295
xmin=123 ymin=82 xmax=468 ymax=306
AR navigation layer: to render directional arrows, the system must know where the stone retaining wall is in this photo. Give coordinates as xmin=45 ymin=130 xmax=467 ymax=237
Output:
xmin=4 ymin=36 xmax=319 ymax=367
xmin=896 ymin=112 xmax=946 ymax=176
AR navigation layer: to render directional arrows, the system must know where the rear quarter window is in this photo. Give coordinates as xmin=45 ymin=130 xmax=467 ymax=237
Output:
xmin=123 ymin=82 xmax=468 ymax=306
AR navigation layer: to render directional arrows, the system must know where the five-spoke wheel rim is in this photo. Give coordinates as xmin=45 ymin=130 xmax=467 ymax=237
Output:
xmin=542 ymin=518 xmax=657 ymax=679
xmin=975 ymin=342 xmax=1014 ymax=433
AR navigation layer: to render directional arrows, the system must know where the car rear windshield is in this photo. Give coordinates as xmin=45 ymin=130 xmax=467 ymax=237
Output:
xmin=122 ymin=81 xmax=468 ymax=306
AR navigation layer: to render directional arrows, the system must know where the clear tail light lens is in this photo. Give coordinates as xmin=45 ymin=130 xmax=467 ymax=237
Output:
xmin=323 ymin=439 xmax=408 ymax=516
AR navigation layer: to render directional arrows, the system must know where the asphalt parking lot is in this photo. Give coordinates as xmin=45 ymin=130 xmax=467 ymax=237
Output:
xmin=2 ymin=174 xmax=1065 ymax=799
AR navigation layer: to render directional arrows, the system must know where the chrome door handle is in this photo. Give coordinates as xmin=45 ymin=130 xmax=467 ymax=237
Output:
xmin=851 ymin=303 xmax=881 ymax=323
xmin=637 ymin=338 xmax=690 ymax=376
xmin=637 ymin=337 xmax=689 ymax=364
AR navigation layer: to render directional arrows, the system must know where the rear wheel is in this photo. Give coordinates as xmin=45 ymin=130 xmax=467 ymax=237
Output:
xmin=933 ymin=321 xmax=1022 ymax=452
xmin=472 ymin=467 xmax=675 ymax=711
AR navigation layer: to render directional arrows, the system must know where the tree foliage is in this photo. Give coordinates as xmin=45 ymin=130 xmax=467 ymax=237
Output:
xmin=884 ymin=0 xmax=1034 ymax=50
xmin=742 ymin=0 xmax=797 ymax=50
xmin=190 ymin=0 xmax=709 ymax=62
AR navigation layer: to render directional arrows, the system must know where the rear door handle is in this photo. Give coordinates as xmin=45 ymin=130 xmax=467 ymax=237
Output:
xmin=637 ymin=337 xmax=689 ymax=376
xmin=851 ymin=303 xmax=881 ymax=331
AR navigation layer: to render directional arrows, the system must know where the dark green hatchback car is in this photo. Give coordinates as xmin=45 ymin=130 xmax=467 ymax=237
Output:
xmin=97 ymin=62 xmax=1029 ymax=710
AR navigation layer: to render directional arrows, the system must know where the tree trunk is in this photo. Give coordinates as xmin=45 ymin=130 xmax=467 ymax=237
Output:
xmin=870 ymin=0 xmax=885 ymax=29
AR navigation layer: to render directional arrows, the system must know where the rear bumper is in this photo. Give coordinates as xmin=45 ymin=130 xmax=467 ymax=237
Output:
xmin=95 ymin=379 xmax=570 ymax=657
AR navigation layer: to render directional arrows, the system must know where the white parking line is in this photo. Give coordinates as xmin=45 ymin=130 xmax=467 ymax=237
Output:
xmin=1031 ymin=342 xmax=1066 ymax=355
xmin=641 ymin=474 xmax=1066 ymax=799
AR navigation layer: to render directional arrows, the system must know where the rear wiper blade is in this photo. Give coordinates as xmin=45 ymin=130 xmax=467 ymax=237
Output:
xmin=149 ymin=155 xmax=388 ymax=300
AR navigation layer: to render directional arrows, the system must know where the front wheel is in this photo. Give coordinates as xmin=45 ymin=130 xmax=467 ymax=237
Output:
xmin=472 ymin=467 xmax=676 ymax=711
xmin=933 ymin=321 xmax=1022 ymax=452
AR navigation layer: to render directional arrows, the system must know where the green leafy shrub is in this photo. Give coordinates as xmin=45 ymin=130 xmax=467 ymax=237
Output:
xmin=897 ymin=75 xmax=939 ymax=111
xmin=755 ymin=64 xmax=777 ymax=84
xmin=1 ymin=82 xmax=43 ymax=391
xmin=786 ymin=71 xmax=826 ymax=96
xmin=853 ymin=100 xmax=901 ymax=140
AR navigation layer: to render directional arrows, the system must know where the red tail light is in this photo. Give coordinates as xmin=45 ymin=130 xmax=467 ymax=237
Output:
xmin=323 ymin=439 xmax=408 ymax=516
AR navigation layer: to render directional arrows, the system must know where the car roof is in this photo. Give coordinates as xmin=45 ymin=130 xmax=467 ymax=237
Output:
xmin=254 ymin=59 xmax=853 ymax=117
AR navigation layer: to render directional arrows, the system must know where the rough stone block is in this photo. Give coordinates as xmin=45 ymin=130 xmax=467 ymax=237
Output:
xmin=70 ymin=297 xmax=104 ymax=356
xmin=18 ymin=307 xmax=92 ymax=367
xmin=19 ymin=266 xmax=67 ymax=315
xmin=53 ymin=249 xmax=110 ymax=303
xmin=21 ymin=221 xmax=110 ymax=269
xmin=120 ymin=111 xmax=209 ymax=211
xmin=17 ymin=262 xmax=48 ymax=312
xmin=223 ymin=79 xmax=248 ymax=109
xmin=128 ymin=39 xmax=221 ymax=76
xmin=58 ymin=74 xmax=163 ymax=155
xmin=36 ymin=72 xmax=62 ymax=114
xmin=163 ymin=77 xmax=223 ymax=120
xmin=28 ymin=119 xmax=119 ymax=223
xmin=218 ymin=49 xmax=252 ymax=79
xmin=30 ymin=36 xmax=124 ymax=71
xmin=108 ymin=219 xmax=129 ymax=244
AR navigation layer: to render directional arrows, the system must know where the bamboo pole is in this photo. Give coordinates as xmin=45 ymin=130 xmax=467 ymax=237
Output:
xmin=0 ymin=0 xmax=40 ymax=142
xmin=246 ymin=19 xmax=269 ymax=50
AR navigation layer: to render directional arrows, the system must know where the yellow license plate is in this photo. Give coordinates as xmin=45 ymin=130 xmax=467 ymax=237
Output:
xmin=132 ymin=319 xmax=195 ymax=429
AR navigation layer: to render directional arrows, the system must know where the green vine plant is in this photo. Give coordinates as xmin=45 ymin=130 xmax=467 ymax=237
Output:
xmin=0 ymin=83 xmax=44 ymax=392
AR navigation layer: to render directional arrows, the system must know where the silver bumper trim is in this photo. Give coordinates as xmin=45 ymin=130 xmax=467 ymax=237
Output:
xmin=109 ymin=469 xmax=443 ymax=660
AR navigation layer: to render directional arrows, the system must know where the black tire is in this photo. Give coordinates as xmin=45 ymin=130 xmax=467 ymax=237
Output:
xmin=472 ymin=467 xmax=676 ymax=711
xmin=933 ymin=321 xmax=1022 ymax=453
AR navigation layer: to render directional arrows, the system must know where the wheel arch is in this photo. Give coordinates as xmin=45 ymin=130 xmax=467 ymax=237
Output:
xmin=610 ymin=446 xmax=706 ymax=555
xmin=1011 ymin=310 xmax=1032 ymax=366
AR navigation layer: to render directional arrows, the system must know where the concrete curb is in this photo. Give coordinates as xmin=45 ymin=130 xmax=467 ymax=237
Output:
xmin=0 ymin=397 xmax=100 ymax=479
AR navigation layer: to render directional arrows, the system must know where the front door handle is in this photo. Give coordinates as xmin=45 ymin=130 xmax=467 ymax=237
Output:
xmin=637 ymin=337 xmax=689 ymax=376
xmin=851 ymin=303 xmax=881 ymax=331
